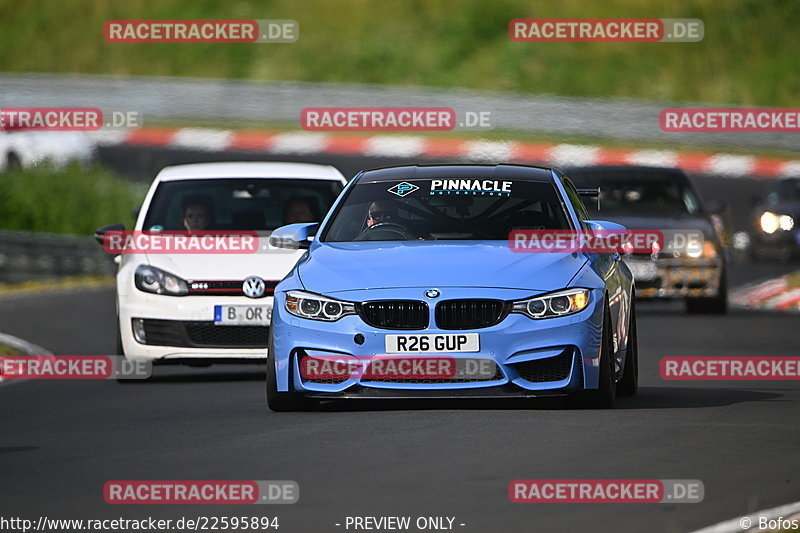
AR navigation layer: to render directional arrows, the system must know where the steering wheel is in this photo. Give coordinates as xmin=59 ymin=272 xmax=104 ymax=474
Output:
xmin=355 ymin=222 xmax=412 ymax=241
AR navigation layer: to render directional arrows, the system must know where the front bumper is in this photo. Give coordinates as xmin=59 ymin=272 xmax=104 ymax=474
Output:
xmin=271 ymin=288 xmax=605 ymax=396
xmin=119 ymin=290 xmax=272 ymax=361
xmin=625 ymin=257 xmax=723 ymax=299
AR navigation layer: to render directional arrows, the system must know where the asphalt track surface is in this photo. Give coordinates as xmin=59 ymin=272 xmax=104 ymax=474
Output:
xmin=2 ymin=149 xmax=799 ymax=532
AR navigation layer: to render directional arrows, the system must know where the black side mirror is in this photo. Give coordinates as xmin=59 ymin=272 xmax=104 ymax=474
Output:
xmin=94 ymin=223 xmax=125 ymax=246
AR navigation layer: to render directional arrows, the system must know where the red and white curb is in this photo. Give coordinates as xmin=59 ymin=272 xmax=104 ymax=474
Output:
xmin=730 ymin=274 xmax=800 ymax=312
xmin=89 ymin=128 xmax=800 ymax=179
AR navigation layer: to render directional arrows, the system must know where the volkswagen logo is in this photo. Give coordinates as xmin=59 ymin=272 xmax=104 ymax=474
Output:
xmin=242 ymin=276 xmax=266 ymax=298
xmin=425 ymin=289 xmax=440 ymax=299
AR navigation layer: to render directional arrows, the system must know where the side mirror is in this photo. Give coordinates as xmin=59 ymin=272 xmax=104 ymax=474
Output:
xmin=584 ymin=220 xmax=626 ymax=232
xmin=94 ymin=223 xmax=125 ymax=246
xmin=269 ymin=223 xmax=319 ymax=250
xmin=706 ymin=199 xmax=728 ymax=215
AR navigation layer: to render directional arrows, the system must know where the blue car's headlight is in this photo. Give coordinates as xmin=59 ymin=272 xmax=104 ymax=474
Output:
xmin=285 ymin=290 xmax=357 ymax=321
xmin=511 ymin=288 xmax=590 ymax=319
xmin=134 ymin=265 xmax=188 ymax=296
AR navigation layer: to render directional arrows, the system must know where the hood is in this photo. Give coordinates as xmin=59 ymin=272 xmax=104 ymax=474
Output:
xmin=297 ymin=241 xmax=587 ymax=293
xmin=145 ymin=249 xmax=306 ymax=282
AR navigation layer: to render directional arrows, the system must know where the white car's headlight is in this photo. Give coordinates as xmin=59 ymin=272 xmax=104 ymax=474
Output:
xmin=511 ymin=288 xmax=591 ymax=319
xmin=134 ymin=265 xmax=188 ymax=296
xmin=285 ymin=290 xmax=356 ymax=321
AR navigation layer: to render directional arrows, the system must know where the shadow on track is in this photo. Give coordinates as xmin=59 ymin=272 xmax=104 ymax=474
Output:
xmin=296 ymin=386 xmax=781 ymax=413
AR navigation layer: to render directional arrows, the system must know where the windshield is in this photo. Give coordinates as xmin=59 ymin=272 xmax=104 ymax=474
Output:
xmin=322 ymin=177 xmax=570 ymax=242
xmin=569 ymin=172 xmax=702 ymax=216
xmin=767 ymin=179 xmax=800 ymax=203
xmin=142 ymin=178 xmax=342 ymax=231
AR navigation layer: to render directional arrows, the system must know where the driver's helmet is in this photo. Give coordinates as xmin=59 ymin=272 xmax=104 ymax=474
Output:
xmin=366 ymin=200 xmax=399 ymax=226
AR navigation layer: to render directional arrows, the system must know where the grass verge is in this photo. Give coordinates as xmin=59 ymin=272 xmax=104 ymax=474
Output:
xmin=0 ymin=0 xmax=798 ymax=106
xmin=0 ymin=163 xmax=147 ymax=235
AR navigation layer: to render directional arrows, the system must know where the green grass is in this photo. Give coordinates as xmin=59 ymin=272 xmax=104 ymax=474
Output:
xmin=0 ymin=344 xmax=21 ymax=356
xmin=0 ymin=0 xmax=798 ymax=106
xmin=0 ymin=163 xmax=146 ymax=235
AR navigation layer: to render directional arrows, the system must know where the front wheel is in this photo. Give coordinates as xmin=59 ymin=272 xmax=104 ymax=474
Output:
xmin=266 ymin=329 xmax=316 ymax=412
xmin=579 ymin=301 xmax=616 ymax=409
xmin=617 ymin=298 xmax=638 ymax=397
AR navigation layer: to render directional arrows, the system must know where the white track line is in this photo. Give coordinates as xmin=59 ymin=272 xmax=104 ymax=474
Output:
xmin=690 ymin=500 xmax=800 ymax=533
xmin=0 ymin=332 xmax=53 ymax=387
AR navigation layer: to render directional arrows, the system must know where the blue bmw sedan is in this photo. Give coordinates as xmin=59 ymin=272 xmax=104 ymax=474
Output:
xmin=266 ymin=164 xmax=637 ymax=410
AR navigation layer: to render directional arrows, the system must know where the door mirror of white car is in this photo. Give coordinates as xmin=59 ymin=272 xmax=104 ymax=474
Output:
xmin=94 ymin=223 xmax=125 ymax=247
xmin=270 ymin=222 xmax=319 ymax=250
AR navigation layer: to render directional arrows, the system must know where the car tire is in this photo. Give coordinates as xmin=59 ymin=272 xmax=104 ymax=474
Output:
xmin=686 ymin=271 xmax=728 ymax=314
xmin=266 ymin=328 xmax=316 ymax=412
xmin=580 ymin=300 xmax=616 ymax=409
xmin=616 ymin=297 xmax=638 ymax=397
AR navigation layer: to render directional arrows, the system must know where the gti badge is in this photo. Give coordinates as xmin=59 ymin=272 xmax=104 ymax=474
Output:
xmin=388 ymin=182 xmax=419 ymax=197
xmin=242 ymin=276 xmax=266 ymax=298
xmin=425 ymin=289 xmax=440 ymax=299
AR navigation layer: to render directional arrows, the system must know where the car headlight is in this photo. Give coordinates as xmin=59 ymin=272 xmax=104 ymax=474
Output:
xmin=511 ymin=288 xmax=591 ymax=319
xmin=779 ymin=214 xmax=794 ymax=231
xmin=760 ymin=212 xmax=780 ymax=234
xmin=687 ymin=241 xmax=718 ymax=259
xmin=285 ymin=290 xmax=356 ymax=321
xmin=134 ymin=265 xmax=188 ymax=295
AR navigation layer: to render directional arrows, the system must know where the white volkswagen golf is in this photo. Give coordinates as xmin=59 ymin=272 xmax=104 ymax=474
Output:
xmin=97 ymin=162 xmax=347 ymax=364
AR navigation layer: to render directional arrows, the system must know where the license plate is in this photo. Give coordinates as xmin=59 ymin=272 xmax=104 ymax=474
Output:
xmin=213 ymin=305 xmax=271 ymax=326
xmin=626 ymin=261 xmax=658 ymax=282
xmin=385 ymin=333 xmax=480 ymax=353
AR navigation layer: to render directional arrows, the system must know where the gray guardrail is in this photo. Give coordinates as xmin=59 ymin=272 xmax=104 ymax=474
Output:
xmin=0 ymin=230 xmax=115 ymax=284
xmin=1 ymin=73 xmax=797 ymax=152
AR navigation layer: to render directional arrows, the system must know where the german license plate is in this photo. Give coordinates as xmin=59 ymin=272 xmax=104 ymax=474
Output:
xmin=214 ymin=305 xmax=271 ymax=326
xmin=626 ymin=261 xmax=658 ymax=282
xmin=385 ymin=333 xmax=479 ymax=353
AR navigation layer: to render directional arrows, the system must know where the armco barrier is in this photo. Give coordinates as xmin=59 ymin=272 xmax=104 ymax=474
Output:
xmin=0 ymin=230 xmax=115 ymax=284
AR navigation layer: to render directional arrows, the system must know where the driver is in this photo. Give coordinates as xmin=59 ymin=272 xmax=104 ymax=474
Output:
xmin=366 ymin=201 xmax=399 ymax=228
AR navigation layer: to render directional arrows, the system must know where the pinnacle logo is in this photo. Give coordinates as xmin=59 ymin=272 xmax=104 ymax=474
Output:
xmin=387 ymin=182 xmax=419 ymax=197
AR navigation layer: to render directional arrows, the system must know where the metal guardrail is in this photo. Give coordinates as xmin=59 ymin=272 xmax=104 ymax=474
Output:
xmin=1 ymin=73 xmax=797 ymax=152
xmin=0 ymin=230 xmax=115 ymax=284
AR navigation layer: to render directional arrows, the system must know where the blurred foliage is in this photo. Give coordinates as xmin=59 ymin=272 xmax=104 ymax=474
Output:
xmin=0 ymin=163 xmax=146 ymax=235
xmin=0 ymin=0 xmax=798 ymax=105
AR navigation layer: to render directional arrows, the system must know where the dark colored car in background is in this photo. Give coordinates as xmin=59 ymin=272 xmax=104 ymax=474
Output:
xmin=564 ymin=166 xmax=729 ymax=314
xmin=750 ymin=177 xmax=800 ymax=261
